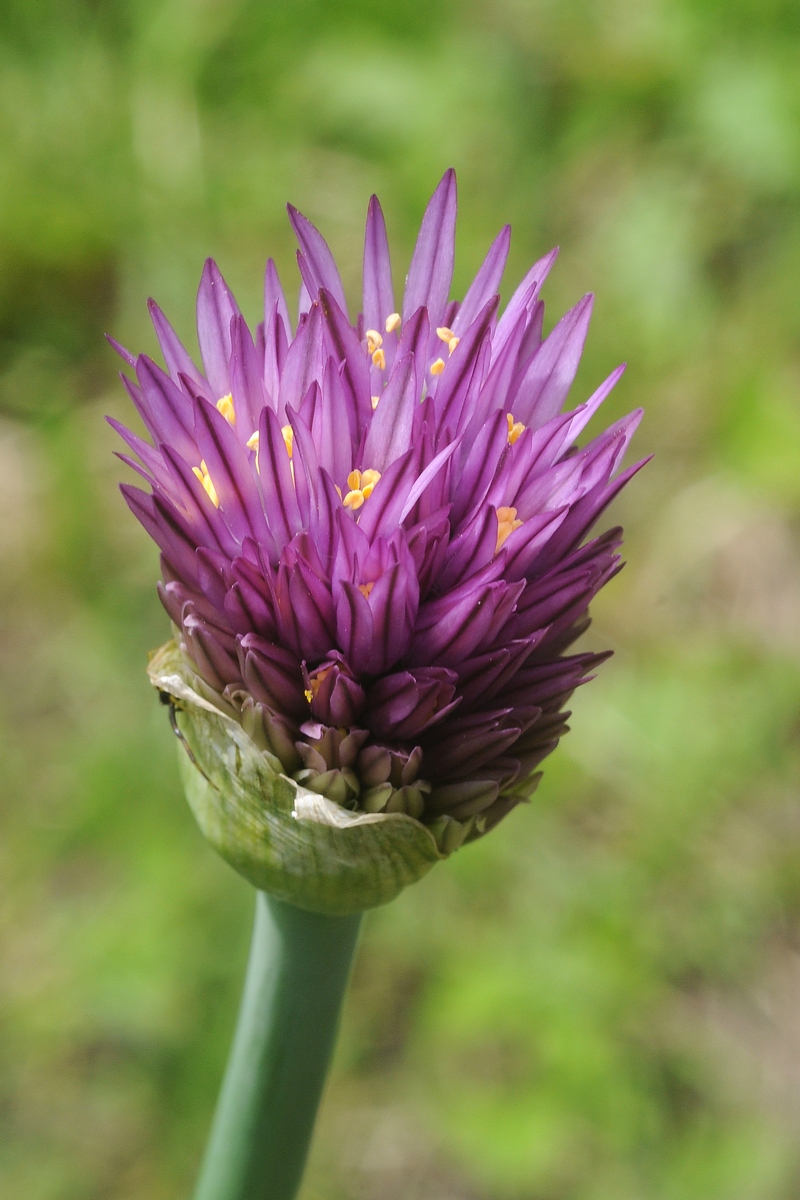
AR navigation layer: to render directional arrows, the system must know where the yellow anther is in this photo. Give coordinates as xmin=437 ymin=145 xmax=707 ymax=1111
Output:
xmin=365 ymin=329 xmax=383 ymax=354
xmin=506 ymin=412 xmax=525 ymax=445
xmin=304 ymin=688 xmax=313 ymax=704
xmin=430 ymin=357 xmax=445 ymax=376
xmin=216 ymin=393 xmax=236 ymax=424
xmin=495 ymin=506 xmax=522 ymax=553
xmin=342 ymin=467 xmax=381 ymax=511
xmin=360 ymin=467 xmax=381 ymax=499
xmin=281 ymin=423 xmax=294 ymax=458
xmin=385 ymin=312 xmax=401 ymax=333
xmin=436 ymin=326 xmax=455 ymax=343
xmin=358 ymin=581 xmax=375 ymax=599
xmin=246 ymin=430 xmax=259 ymax=451
xmin=192 ymin=460 xmax=220 ymax=508
xmin=371 ymin=394 xmax=381 ymax=410
xmin=372 ymin=347 xmax=386 ymax=370
xmin=448 ymin=336 xmax=460 ymax=354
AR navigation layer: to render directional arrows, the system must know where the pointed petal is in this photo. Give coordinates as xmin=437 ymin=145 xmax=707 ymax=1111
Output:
xmin=363 ymin=195 xmax=395 ymax=332
xmin=452 ymin=224 xmax=510 ymax=335
xmin=403 ymin=169 xmax=457 ymax=328
xmin=288 ymin=204 xmax=349 ymax=315
xmin=196 ymin=259 xmax=241 ymax=398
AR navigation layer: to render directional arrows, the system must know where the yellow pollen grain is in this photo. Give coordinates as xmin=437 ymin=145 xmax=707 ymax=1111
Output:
xmin=495 ymin=506 xmax=522 ymax=554
xmin=357 ymin=581 xmax=375 ymax=599
xmin=436 ymin=326 xmax=455 ymax=343
xmin=304 ymin=688 xmax=313 ymax=704
xmin=365 ymin=329 xmax=383 ymax=354
xmin=448 ymin=336 xmax=460 ymax=354
xmin=361 ymin=468 xmax=381 ymax=489
xmin=192 ymin=461 xmax=220 ymax=508
xmin=385 ymin=312 xmax=401 ymax=333
xmin=216 ymin=393 xmax=236 ymax=425
xmin=371 ymin=348 xmax=386 ymax=370
xmin=347 ymin=469 xmax=362 ymax=491
xmin=342 ymin=467 xmax=381 ymax=510
xmin=430 ymin=357 xmax=445 ymax=376
xmin=281 ymin=423 xmax=294 ymax=458
xmin=506 ymin=412 xmax=525 ymax=444
xmin=371 ymin=394 xmax=380 ymax=410
xmin=246 ymin=430 xmax=259 ymax=451
xmin=343 ymin=489 xmax=365 ymax=510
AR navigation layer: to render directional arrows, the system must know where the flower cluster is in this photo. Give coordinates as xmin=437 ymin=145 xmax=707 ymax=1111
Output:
xmin=113 ymin=171 xmax=644 ymax=853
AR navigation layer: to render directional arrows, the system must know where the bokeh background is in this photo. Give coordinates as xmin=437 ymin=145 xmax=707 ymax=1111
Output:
xmin=3 ymin=0 xmax=800 ymax=1196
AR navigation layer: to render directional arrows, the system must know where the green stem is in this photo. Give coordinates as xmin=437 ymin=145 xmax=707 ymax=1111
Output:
xmin=193 ymin=892 xmax=362 ymax=1200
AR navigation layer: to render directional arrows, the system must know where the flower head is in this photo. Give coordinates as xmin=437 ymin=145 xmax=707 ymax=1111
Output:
xmin=114 ymin=170 xmax=645 ymax=911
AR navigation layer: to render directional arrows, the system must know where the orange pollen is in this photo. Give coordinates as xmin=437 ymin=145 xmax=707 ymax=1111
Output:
xmin=385 ymin=312 xmax=401 ymax=333
xmin=371 ymin=394 xmax=381 ymax=410
xmin=430 ymin=357 xmax=445 ymax=376
xmin=371 ymin=347 xmax=386 ymax=370
xmin=495 ymin=506 xmax=522 ymax=553
xmin=357 ymin=581 xmax=375 ymax=599
xmin=365 ymin=328 xmax=383 ymax=355
xmin=507 ymin=412 xmax=525 ymax=444
xmin=281 ymin=424 xmax=294 ymax=457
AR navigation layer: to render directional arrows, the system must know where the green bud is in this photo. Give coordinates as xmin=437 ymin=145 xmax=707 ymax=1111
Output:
xmin=149 ymin=641 xmax=449 ymax=915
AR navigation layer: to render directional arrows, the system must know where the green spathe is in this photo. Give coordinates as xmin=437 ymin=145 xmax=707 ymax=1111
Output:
xmin=149 ymin=641 xmax=444 ymax=915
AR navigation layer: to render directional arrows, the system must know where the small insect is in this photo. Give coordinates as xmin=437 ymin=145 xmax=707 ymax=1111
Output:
xmin=159 ymin=690 xmax=210 ymax=781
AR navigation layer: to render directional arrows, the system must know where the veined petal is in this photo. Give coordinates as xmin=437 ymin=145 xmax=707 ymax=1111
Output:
xmin=403 ymin=168 xmax=457 ymax=329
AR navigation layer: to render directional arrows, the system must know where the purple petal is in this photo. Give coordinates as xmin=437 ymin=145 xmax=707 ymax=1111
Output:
xmin=288 ymin=204 xmax=349 ymax=315
xmin=196 ymin=259 xmax=241 ymax=398
xmin=513 ymin=294 xmax=594 ymax=429
xmin=493 ymin=246 xmax=559 ymax=361
xmin=452 ymin=224 xmax=510 ymax=335
xmin=319 ymin=289 xmax=372 ymax=438
xmin=363 ymin=352 xmax=417 ymax=473
xmin=363 ymin=195 xmax=395 ymax=332
xmin=264 ymin=258 xmax=291 ymax=336
xmin=147 ymin=299 xmax=207 ymax=392
xmin=403 ymin=169 xmax=457 ymax=329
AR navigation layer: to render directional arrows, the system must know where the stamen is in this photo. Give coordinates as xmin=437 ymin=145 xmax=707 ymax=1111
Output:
xmin=430 ymin=357 xmax=445 ymax=376
xmin=304 ymin=688 xmax=313 ymax=704
xmin=365 ymin=329 xmax=383 ymax=354
xmin=343 ymin=489 xmax=365 ymax=510
xmin=192 ymin=460 xmax=220 ymax=508
xmin=371 ymin=394 xmax=381 ymax=410
xmin=495 ymin=505 xmax=522 ymax=553
xmin=246 ymin=430 xmax=260 ymax=473
xmin=342 ymin=466 xmax=382 ymax=511
xmin=436 ymin=326 xmax=455 ymax=343
xmin=281 ymin=424 xmax=294 ymax=458
xmin=216 ymin=393 xmax=236 ymax=425
xmin=385 ymin=312 xmax=401 ymax=333
xmin=360 ymin=468 xmax=381 ymax=499
xmin=371 ymin=347 xmax=386 ymax=370
xmin=447 ymin=336 xmax=460 ymax=354
xmin=357 ymin=581 xmax=375 ymax=599
xmin=506 ymin=412 xmax=525 ymax=444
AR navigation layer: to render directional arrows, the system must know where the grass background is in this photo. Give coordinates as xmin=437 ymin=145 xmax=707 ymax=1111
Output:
xmin=3 ymin=0 xmax=800 ymax=1196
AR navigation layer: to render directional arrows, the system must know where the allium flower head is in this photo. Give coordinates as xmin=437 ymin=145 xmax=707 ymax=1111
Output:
xmin=113 ymin=171 xmax=645 ymax=912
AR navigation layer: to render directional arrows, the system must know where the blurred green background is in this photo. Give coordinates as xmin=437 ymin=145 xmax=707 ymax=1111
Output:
xmin=3 ymin=0 xmax=800 ymax=1197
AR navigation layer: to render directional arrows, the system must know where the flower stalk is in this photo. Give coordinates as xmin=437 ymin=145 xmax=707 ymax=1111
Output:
xmin=193 ymin=891 xmax=361 ymax=1200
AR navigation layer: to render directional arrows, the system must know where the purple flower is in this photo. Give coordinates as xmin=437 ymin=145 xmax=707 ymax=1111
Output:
xmin=113 ymin=170 xmax=645 ymax=848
